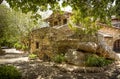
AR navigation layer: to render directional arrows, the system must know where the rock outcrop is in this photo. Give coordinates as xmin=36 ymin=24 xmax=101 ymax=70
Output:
xmin=64 ymin=41 xmax=119 ymax=66
xmin=96 ymin=41 xmax=119 ymax=60
xmin=65 ymin=49 xmax=88 ymax=66
xmin=77 ymin=42 xmax=98 ymax=53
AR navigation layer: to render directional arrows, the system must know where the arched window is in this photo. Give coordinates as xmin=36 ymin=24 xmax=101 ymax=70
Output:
xmin=113 ymin=39 xmax=120 ymax=52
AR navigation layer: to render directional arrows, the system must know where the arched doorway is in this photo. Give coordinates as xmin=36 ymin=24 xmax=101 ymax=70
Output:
xmin=113 ymin=39 xmax=120 ymax=52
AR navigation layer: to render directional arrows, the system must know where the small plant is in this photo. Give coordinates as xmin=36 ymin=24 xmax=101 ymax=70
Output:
xmin=0 ymin=65 xmax=21 ymax=79
xmin=85 ymin=54 xmax=113 ymax=67
xmin=28 ymin=53 xmax=37 ymax=60
xmin=54 ymin=54 xmax=66 ymax=63
xmin=14 ymin=42 xmax=22 ymax=50
xmin=21 ymin=45 xmax=28 ymax=51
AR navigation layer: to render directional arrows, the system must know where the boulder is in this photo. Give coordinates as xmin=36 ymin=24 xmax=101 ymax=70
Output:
xmin=77 ymin=42 xmax=98 ymax=53
xmin=75 ymin=41 xmax=119 ymax=60
xmin=97 ymin=41 xmax=119 ymax=60
xmin=65 ymin=49 xmax=87 ymax=66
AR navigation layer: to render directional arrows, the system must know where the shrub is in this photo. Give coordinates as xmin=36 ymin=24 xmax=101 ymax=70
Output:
xmin=28 ymin=54 xmax=37 ymax=60
xmin=85 ymin=54 xmax=113 ymax=67
xmin=0 ymin=65 xmax=21 ymax=79
xmin=14 ymin=43 xmax=22 ymax=50
xmin=54 ymin=54 xmax=66 ymax=63
xmin=21 ymin=45 xmax=28 ymax=51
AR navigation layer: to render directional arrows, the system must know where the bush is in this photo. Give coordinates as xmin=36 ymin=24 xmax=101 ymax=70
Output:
xmin=0 ymin=65 xmax=21 ymax=79
xmin=54 ymin=54 xmax=66 ymax=63
xmin=14 ymin=43 xmax=22 ymax=50
xmin=21 ymin=45 xmax=28 ymax=51
xmin=28 ymin=54 xmax=37 ymax=60
xmin=85 ymin=54 xmax=113 ymax=67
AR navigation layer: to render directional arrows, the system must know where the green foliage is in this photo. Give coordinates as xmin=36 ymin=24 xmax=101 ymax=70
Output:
xmin=2 ymin=0 xmax=119 ymax=37
xmin=1 ymin=0 xmax=119 ymax=46
xmin=21 ymin=45 xmax=28 ymax=51
xmin=53 ymin=54 xmax=66 ymax=63
xmin=5 ymin=0 xmax=120 ymax=22
xmin=14 ymin=42 xmax=22 ymax=50
xmin=0 ymin=5 xmax=18 ymax=46
xmin=0 ymin=65 xmax=21 ymax=79
xmin=85 ymin=54 xmax=113 ymax=67
xmin=14 ymin=42 xmax=28 ymax=51
xmin=0 ymin=4 xmax=41 ymax=47
xmin=28 ymin=54 xmax=37 ymax=60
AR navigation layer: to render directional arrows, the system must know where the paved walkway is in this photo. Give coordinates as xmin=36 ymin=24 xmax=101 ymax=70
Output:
xmin=0 ymin=48 xmax=28 ymax=64
xmin=2 ymin=48 xmax=24 ymax=54
xmin=0 ymin=57 xmax=28 ymax=64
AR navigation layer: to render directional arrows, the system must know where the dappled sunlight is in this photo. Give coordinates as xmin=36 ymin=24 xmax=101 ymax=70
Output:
xmin=1 ymin=48 xmax=120 ymax=79
xmin=0 ymin=0 xmax=120 ymax=78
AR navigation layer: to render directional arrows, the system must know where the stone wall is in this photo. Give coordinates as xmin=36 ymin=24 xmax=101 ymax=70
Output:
xmin=30 ymin=12 xmax=120 ymax=61
xmin=45 ymin=12 xmax=71 ymax=27
xmin=30 ymin=27 xmax=68 ymax=59
xmin=99 ymin=26 xmax=120 ymax=51
xmin=30 ymin=25 xmax=120 ymax=59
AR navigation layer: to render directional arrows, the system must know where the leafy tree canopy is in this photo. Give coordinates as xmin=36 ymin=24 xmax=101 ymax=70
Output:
xmin=3 ymin=0 xmax=119 ymax=21
xmin=1 ymin=0 xmax=120 ymax=36
xmin=0 ymin=4 xmax=41 ymax=47
xmin=1 ymin=0 xmax=119 ymax=34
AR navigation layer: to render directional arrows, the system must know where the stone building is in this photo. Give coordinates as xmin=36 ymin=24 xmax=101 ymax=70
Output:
xmin=30 ymin=11 xmax=120 ymax=60
xmin=30 ymin=11 xmax=74 ymax=59
xmin=98 ymin=18 xmax=120 ymax=53
xmin=45 ymin=11 xmax=71 ymax=27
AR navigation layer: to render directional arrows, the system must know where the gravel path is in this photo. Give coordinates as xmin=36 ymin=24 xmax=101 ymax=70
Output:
xmin=1 ymin=48 xmax=120 ymax=79
xmin=4 ymin=60 xmax=120 ymax=79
